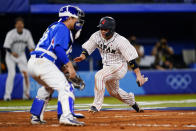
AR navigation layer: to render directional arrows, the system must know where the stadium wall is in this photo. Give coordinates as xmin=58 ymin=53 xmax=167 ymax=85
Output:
xmin=0 ymin=69 xmax=196 ymax=99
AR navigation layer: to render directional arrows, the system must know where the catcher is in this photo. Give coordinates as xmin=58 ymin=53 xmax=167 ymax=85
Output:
xmin=29 ymin=5 xmax=85 ymax=125
xmin=30 ymin=60 xmax=85 ymax=124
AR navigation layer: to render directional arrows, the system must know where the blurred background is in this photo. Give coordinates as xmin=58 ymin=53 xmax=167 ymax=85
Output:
xmin=0 ymin=0 xmax=196 ymax=99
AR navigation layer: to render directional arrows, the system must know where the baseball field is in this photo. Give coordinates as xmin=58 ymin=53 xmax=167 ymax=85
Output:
xmin=0 ymin=94 xmax=196 ymax=131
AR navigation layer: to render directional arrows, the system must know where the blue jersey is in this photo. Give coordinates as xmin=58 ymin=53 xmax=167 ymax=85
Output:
xmin=31 ymin=22 xmax=73 ymax=69
xmin=36 ymin=21 xmax=70 ymax=53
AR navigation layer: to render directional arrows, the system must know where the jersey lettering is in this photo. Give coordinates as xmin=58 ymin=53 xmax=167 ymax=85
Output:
xmin=12 ymin=40 xmax=28 ymax=45
xmin=98 ymin=43 xmax=116 ymax=54
xmin=82 ymin=31 xmax=138 ymax=65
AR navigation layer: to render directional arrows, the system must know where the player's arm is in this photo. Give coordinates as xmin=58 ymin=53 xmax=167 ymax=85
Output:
xmin=3 ymin=32 xmax=18 ymax=57
xmin=74 ymin=33 xmax=97 ymax=62
xmin=74 ymin=48 xmax=89 ymax=62
xmin=5 ymin=48 xmax=12 ymax=53
xmin=129 ymin=59 xmax=147 ymax=86
xmin=119 ymin=39 xmax=147 ymax=86
xmin=54 ymin=45 xmax=76 ymax=78
xmin=54 ymin=26 xmax=76 ymax=78
xmin=4 ymin=47 xmax=18 ymax=57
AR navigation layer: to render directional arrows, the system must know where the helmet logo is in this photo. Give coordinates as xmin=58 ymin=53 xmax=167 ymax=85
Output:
xmin=102 ymin=19 xmax=106 ymax=25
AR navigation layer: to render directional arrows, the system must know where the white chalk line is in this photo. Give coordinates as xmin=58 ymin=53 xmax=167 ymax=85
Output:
xmin=178 ymin=112 xmax=196 ymax=115
xmin=1 ymin=121 xmax=196 ymax=128
xmin=0 ymin=112 xmax=196 ymax=128
xmin=88 ymin=112 xmax=196 ymax=119
xmin=120 ymin=123 xmax=172 ymax=127
xmin=0 ymin=99 xmax=195 ymax=110
xmin=183 ymin=125 xmax=196 ymax=128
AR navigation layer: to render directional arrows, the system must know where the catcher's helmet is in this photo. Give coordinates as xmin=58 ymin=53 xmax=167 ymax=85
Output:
xmin=97 ymin=16 xmax=116 ymax=37
xmin=59 ymin=5 xmax=85 ymax=30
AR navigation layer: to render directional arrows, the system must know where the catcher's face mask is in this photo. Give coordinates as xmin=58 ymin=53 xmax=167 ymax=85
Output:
xmin=59 ymin=5 xmax=85 ymax=31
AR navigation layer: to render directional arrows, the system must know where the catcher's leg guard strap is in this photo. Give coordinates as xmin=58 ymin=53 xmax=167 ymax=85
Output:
xmin=57 ymin=101 xmax=62 ymax=120
xmin=69 ymin=96 xmax=74 ymax=114
xmin=57 ymin=96 xmax=74 ymax=120
xmin=30 ymin=98 xmax=45 ymax=116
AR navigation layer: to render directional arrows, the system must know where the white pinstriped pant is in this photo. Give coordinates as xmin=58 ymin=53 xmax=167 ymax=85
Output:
xmin=93 ymin=62 xmax=135 ymax=111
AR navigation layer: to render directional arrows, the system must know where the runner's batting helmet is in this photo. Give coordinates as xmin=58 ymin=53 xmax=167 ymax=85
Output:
xmin=97 ymin=16 xmax=116 ymax=37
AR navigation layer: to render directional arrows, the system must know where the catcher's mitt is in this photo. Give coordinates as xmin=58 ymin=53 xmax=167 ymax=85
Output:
xmin=65 ymin=73 xmax=85 ymax=90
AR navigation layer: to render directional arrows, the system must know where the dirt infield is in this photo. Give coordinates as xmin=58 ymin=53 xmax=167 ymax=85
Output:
xmin=0 ymin=110 xmax=196 ymax=131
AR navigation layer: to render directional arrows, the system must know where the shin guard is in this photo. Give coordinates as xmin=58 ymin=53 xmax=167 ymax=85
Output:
xmin=30 ymin=98 xmax=45 ymax=117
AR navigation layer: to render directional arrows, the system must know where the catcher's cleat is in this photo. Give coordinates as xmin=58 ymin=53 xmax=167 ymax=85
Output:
xmin=58 ymin=113 xmax=85 ymax=120
xmin=59 ymin=114 xmax=85 ymax=126
xmin=132 ymin=102 xmax=144 ymax=113
xmin=73 ymin=113 xmax=85 ymax=118
xmin=31 ymin=115 xmax=46 ymax=125
xmin=88 ymin=106 xmax=98 ymax=113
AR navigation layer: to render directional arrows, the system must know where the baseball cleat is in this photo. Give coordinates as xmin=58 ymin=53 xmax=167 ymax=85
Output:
xmin=58 ymin=113 xmax=85 ymax=120
xmin=30 ymin=115 xmax=46 ymax=125
xmin=59 ymin=114 xmax=85 ymax=126
xmin=73 ymin=113 xmax=85 ymax=118
xmin=88 ymin=106 xmax=98 ymax=113
xmin=132 ymin=102 xmax=144 ymax=113
xmin=4 ymin=98 xmax=11 ymax=101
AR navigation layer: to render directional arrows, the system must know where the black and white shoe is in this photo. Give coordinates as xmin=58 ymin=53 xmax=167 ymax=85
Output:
xmin=88 ymin=106 xmax=98 ymax=113
xmin=132 ymin=102 xmax=144 ymax=112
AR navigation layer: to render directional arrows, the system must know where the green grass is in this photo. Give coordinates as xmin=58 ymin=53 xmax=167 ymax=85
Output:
xmin=142 ymin=103 xmax=196 ymax=107
xmin=0 ymin=94 xmax=196 ymax=111
xmin=75 ymin=94 xmax=196 ymax=105
xmin=135 ymin=94 xmax=196 ymax=101
xmin=0 ymin=99 xmax=34 ymax=107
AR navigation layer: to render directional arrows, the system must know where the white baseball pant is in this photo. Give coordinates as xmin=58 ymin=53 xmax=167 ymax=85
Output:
xmin=28 ymin=55 xmax=74 ymax=117
xmin=4 ymin=52 xmax=30 ymax=100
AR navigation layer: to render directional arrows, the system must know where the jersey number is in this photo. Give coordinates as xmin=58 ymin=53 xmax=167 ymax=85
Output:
xmin=38 ymin=29 xmax=49 ymax=45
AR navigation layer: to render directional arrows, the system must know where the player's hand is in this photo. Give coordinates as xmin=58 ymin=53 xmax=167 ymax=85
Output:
xmin=12 ymin=52 xmax=18 ymax=58
xmin=74 ymin=54 xmax=86 ymax=62
xmin=65 ymin=62 xmax=76 ymax=79
xmin=74 ymin=57 xmax=83 ymax=62
xmin=61 ymin=65 xmax=68 ymax=74
xmin=69 ymin=69 xmax=76 ymax=79
xmin=136 ymin=75 xmax=148 ymax=87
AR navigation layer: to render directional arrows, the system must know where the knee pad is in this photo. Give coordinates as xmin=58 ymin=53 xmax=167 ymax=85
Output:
xmin=37 ymin=87 xmax=51 ymax=100
xmin=30 ymin=98 xmax=46 ymax=117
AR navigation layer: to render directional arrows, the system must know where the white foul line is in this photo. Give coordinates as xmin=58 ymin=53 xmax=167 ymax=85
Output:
xmin=0 ymin=99 xmax=195 ymax=110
